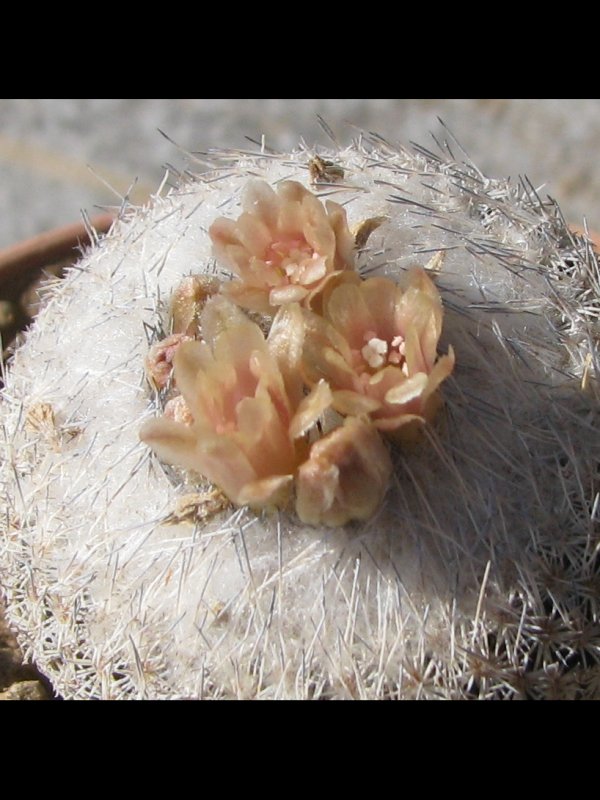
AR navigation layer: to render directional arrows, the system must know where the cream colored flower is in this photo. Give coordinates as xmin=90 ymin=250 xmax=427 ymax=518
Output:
xmin=209 ymin=180 xmax=357 ymax=315
xmin=140 ymin=296 xmax=331 ymax=510
xmin=296 ymin=417 xmax=392 ymax=527
xmin=301 ymin=268 xmax=455 ymax=443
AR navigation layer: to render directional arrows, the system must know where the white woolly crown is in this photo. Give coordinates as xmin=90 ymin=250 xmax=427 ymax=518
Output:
xmin=1 ymin=131 xmax=599 ymax=699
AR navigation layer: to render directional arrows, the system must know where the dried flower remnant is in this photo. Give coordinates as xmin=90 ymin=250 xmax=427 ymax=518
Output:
xmin=25 ymin=401 xmax=61 ymax=450
xmin=209 ymin=180 xmax=357 ymax=315
xmin=352 ymin=216 xmax=387 ymax=249
xmin=296 ymin=417 xmax=392 ymax=527
xmin=25 ymin=401 xmax=57 ymax=435
xmin=308 ymin=155 xmax=345 ymax=184
xmin=301 ymin=268 xmax=455 ymax=442
xmin=164 ymin=489 xmax=230 ymax=525
xmin=424 ymin=250 xmax=445 ymax=274
xmin=140 ymin=296 xmax=331 ymax=510
xmin=145 ymin=333 xmax=193 ymax=390
xmin=170 ymin=275 xmax=220 ymax=337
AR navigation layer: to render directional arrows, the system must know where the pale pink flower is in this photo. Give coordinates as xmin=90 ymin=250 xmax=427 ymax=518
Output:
xmin=140 ymin=297 xmax=331 ymax=510
xmin=209 ymin=180 xmax=357 ymax=315
xmin=296 ymin=417 xmax=392 ymax=527
xmin=301 ymin=268 xmax=455 ymax=443
xmin=145 ymin=333 xmax=193 ymax=390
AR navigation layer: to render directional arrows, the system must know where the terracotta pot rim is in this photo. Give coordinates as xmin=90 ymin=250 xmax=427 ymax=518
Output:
xmin=0 ymin=213 xmax=114 ymax=288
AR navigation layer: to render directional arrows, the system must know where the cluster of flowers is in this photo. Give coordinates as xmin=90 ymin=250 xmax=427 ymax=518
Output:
xmin=140 ymin=180 xmax=455 ymax=527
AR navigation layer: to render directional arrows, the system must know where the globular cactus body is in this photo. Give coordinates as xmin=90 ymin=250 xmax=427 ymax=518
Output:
xmin=1 ymin=132 xmax=599 ymax=699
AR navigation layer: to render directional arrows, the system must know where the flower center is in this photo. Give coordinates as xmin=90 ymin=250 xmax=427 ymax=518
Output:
xmin=360 ymin=331 xmax=408 ymax=373
xmin=265 ymin=239 xmax=326 ymax=287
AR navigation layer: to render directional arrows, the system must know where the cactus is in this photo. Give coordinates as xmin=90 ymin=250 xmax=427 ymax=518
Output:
xmin=1 ymin=129 xmax=599 ymax=699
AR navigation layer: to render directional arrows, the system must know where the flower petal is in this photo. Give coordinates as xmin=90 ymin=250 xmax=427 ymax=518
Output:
xmin=396 ymin=282 xmax=442 ymax=370
xmin=331 ymin=390 xmax=381 ymax=417
xmin=192 ymin=434 xmax=260 ymax=504
xmin=421 ymin=347 xmax=455 ymax=403
xmin=301 ymin=309 xmax=354 ymax=379
xmin=384 ymin=373 xmax=429 ymax=405
xmin=170 ymin=275 xmax=220 ymax=337
xmin=204 ymin=298 xmax=268 ymax=392
xmin=326 ymin=200 xmax=356 ymax=270
xmin=403 ymin=324 xmax=429 ymax=375
xmin=249 ymin=347 xmax=293 ymax=421
xmin=278 ymin=196 xmax=307 ymax=238
xmin=302 ymin=194 xmax=336 ymax=256
xmin=298 ymin=257 xmax=327 ymax=286
xmin=318 ymin=347 xmax=358 ymax=391
xmin=237 ymin=474 xmax=294 ymax=509
xmin=374 ymin=414 xmax=426 ymax=445
xmin=172 ymin=340 xmax=213 ymax=418
xmin=305 ymin=268 xmax=361 ymax=315
xmin=268 ymin=303 xmax=305 ymax=408
xmin=234 ymin=211 xmax=273 ymax=257
xmin=201 ymin=294 xmax=257 ymax=351
xmin=221 ymin=281 xmax=276 ymax=315
xmin=289 ymin=380 xmax=333 ymax=439
xmin=358 ymin=277 xmax=399 ymax=341
xmin=140 ymin=417 xmax=202 ymax=474
xmin=269 ymin=285 xmax=309 ymax=306
xmin=296 ymin=418 xmax=392 ymax=527
xmin=296 ymin=459 xmax=339 ymax=525
xmin=367 ymin=364 xmax=405 ymax=394
xmin=235 ymin=392 xmax=296 ymax=477
xmin=243 ymin=180 xmax=280 ymax=228
xmin=209 ymin=217 xmax=238 ymax=249
xmin=374 ymin=413 xmax=424 ymax=432
xmin=325 ymin=282 xmax=377 ymax=349
xmin=408 ymin=266 xmax=440 ymax=301
xmin=246 ymin=256 xmax=285 ymax=287
xmin=277 ymin=180 xmax=310 ymax=205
